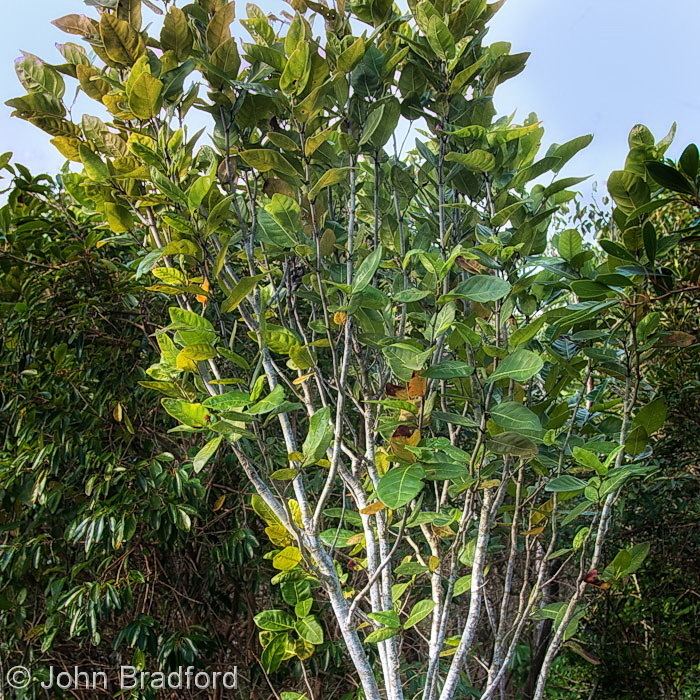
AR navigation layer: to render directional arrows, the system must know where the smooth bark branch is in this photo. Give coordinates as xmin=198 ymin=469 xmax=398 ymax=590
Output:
xmin=439 ymin=488 xmax=495 ymax=700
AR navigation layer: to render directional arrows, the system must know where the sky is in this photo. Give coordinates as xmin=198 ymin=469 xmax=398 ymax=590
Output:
xmin=1 ymin=0 xmax=699 ymax=197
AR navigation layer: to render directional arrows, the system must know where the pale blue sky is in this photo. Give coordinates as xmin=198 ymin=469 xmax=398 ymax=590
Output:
xmin=1 ymin=1 xmax=698 ymax=196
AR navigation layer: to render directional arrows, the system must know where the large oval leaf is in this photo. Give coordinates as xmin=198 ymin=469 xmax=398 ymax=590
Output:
xmin=491 ymin=401 xmax=542 ymax=435
xmin=377 ymin=464 xmax=425 ymax=509
xmin=456 ymin=275 xmax=511 ymax=302
xmin=487 ymin=349 xmax=543 ymax=384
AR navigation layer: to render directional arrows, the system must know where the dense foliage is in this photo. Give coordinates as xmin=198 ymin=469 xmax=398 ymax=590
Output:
xmin=549 ymin=142 xmax=700 ymax=699
xmin=2 ymin=0 xmax=698 ymax=698
xmin=0 ymin=166 xmax=274 ymax=697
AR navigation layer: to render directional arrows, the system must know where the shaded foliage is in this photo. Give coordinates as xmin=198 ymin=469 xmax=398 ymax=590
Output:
xmin=0 ymin=166 xmax=273 ymax=697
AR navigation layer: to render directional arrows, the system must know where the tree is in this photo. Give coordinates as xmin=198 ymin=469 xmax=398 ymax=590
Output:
xmin=6 ymin=1 xmax=695 ymax=697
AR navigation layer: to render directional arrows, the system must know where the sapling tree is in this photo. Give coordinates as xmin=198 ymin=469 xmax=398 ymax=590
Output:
xmin=7 ymin=0 xmax=694 ymax=697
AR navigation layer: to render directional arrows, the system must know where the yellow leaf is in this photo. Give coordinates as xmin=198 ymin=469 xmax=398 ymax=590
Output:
xmin=265 ymin=523 xmax=292 ymax=547
xmin=479 ymin=479 xmax=501 ymax=490
xmin=206 ymin=1 xmax=235 ymax=50
xmin=521 ymin=526 xmax=545 ymax=537
xmin=175 ymin=352 xmax=198 ymax=372
xmin=432 ymin=525 xmax=455 ymax=538
xmin=360 ymin=501 xmax=385 ymax=516
xmin=51 ymin=136 xmax=82 ymax=161
xmin=288 ymin=499 xmax=303 ymax=527
xmin=273 ymin=545 xmax=302 ymax=571
xmin=375 ymin=449 xmax=391 ymax=476
xmin=112 ymin=402 xmax=123 ymax=422
xmin=104 ymin=202 xmax=133 ymax=234
xmin=196 ymin=278 xmax=210 ymax=305
xmin=99 ymin=13 xmax=145 ymax=66
xmin=127 ymin=72 xmax=163 ymax=119
xmin=308 ymin=167 xmax=350 ymax=200
xmin=293 ymin=372 xmax=314 ymax=385
xmin=346 ymin=533 xmax=365 ymax=547
xmin=213 ymin=495 xmax=226 ymax=512
xmin=288 ymin=451 xmax=304 ymax=463
xmin=320 ymin=228 xmax=336 ymax=257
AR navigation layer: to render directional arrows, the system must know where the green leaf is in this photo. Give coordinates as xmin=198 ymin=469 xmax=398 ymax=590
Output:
xmin=187 ymin=175 xmax=213 ymax=212
xmin=646 ymin=161 xmax=695 ymax=195
xmin=280 ymin=43 xmax=311 ymax=96
xmin=509 ymin=316 xmax=546 ymax=348
xmin=178 ymin=343 xmax=217 ymax=361
xmin=295 ymin=616 xmax=324 ymax=645
xmin=248 ymin=384 xmax=285 ymax=415
xmin=240 ymin=149 xmax=299 ymax=178
xmin=169 ymin=307 xmax=215 ymax=333
xmin=254 ymin=609 xmax=295 ymax=631
xmin=557 ymin=229 xmax=583 ymax=261
xmin=404 ymin=599 xmax=435 ymax=629
xmin=353 ymin=245 xmax=383 ymax=294
xmin=383 ymin=343 xmax=432 ymax=381
xmin=210 ymin=38 xmax=241 ymax=82
xmin=545 ymin=475 xmax=587 ymax=493
xmin=445 ymin=150 xmax=496 ymax=172
xmin=572 ymin=446 xmax=605 ymax=474
xmin=634 ymin=398 xmax=667 ymax=435
xmin=426 ymin=15 xmax=455 ymax=60
xmin=161 ymin=399 xmax=210 ymax=427
xmin=487 ymin=432 xmax=538 ymax=458
xmin=263 ymin=325 xmax=301 ymax=355
xmin=551 ymin=134 xmax=593 ymax=172
xmin=607 ymin=170 xmax=650 ymax=212
xmin=203 ymin=391 xmax=251 ymax=410
xmin=261 ymin=634 xmax=288 ymax=673
xmin=302 ymin=406 xmax=333 ymax=466
xmin=369 ymin=610 xmax=400 ymax=627
xmin=424 ymin=360 xmax=474 ymax=379
xmin=221 ymin=274 xmax=265 ymax=313
xmin=621 ymin=542 xmax=650 ymax=576
xmin=364 ymin=626 xmax=399 ymax=644
xmin=455 ymin=275 xmax=511 ymax=302
xmin=679 ymin=144 xmax=699 ymax=179
xmin=486 ymin=349 xmax=543 ymax=384
xmin=308 ymin=167 xmax=349 ymax=201
xmin=271 ymin=468 xmax=298 ymax=481
xmin=337 ymin=37 xmax=366 ymax=72
xmin=491 ymin=401 xmax=542 ymax=435
xmin=151 ymin=168 xmax=188 ymax=206
xmin=79 ymin=146 xmax=109 ymax=181
xmin=453 ymin=574 xmax=472 ymax=596
xmin=193 ymin=435 xmax=223 ymax=473
xmin=377 ymin=464 xmax=426 ymax=509
xmin=359 ymin=97 xmax=401 ymax=150
xmin=603 ymin=542 xmax=650 ymax=581
xmin=15 ymin=52 xmax=65 ymax=98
